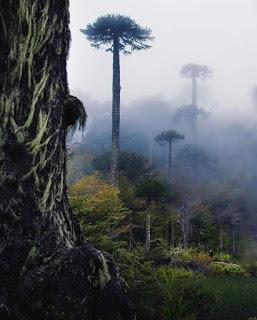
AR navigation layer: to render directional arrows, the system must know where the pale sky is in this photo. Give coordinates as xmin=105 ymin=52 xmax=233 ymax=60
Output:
xmin=68 ymin=0 xmax=257 ymax=111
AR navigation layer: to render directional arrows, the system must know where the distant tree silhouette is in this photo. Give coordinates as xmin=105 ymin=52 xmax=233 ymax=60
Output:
xmin=174 ymin=104 xmax=209 ymax=142
xmin=81 ymin=14 xmax=153 ymax=186
xmin=155 ymin=130 xmax=185 ymax=182
xmin=177 ymin=64 xmax=212 ymax=142
xmin=180 ymin=63 xmax=212 ymax=106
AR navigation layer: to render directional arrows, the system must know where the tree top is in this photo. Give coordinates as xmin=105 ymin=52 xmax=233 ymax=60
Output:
xmin=180 ymin=63 xmax=212 ymax=80
xmin=80 ymin=14 xmax=153 ymax=54
xmin=155 ymin=130 xmax=185 ymax=145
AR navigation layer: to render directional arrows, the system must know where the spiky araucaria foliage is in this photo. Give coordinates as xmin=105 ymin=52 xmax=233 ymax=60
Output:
xmin=81 ymin=14 xmax=153 ymax=187
xmin=155 ymin=130 xmax=185 ymax=146
xmin=180 ymin=63 xmax=212 ymax=81
xmin=80 ymin=14 xmax=153 ymax=54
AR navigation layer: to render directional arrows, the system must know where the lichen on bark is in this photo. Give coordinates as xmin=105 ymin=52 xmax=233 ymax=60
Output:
xmin=0 ymin=1 xmax=135 ymax=319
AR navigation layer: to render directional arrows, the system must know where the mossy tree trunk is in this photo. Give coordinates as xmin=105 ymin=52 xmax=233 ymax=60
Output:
xmin=110 ymin=37 xmax=121 ymax=187
xmin=0 ymin=2 xmax=134 ymax=319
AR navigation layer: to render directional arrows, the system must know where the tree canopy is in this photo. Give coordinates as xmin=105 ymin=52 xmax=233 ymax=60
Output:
xmin=180 ymin=63 xmax=212 ymax=80
xmin=136 ymin=178 xmax=171 ymax=204
xmin=80 ymin=14 xmax=153 ymax=54
xmin=155 ymin=130 xmax=185 ymax=146
xmin=92 ymin=151 xmax=153 ymax=182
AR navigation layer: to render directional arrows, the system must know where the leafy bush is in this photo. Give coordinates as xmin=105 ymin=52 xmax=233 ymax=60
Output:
xmin=192 ymin=252 xmax=212 ymax=265
xmin=210 ymin=262 xmax=246 ymax=276
xmin=69 ymin=174 xmax=131 ymax=253
xmin=149 ymin=238 xmax=169 ymax=260
xmin=213 ymin=253 xmax=231 ymax=263
xmin=172 ymin=248 xmax=212 ymax=265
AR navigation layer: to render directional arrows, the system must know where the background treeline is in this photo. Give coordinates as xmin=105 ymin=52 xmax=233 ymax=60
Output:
xmin=67 ymin=90 xmax=257 ymax=319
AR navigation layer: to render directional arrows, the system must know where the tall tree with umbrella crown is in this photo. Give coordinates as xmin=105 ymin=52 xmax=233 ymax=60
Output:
xmin=155 ymin=130 xmax=185 ymax=182
xmin=81 ymin=14 xmax=153 ymax=186
xmin=180 ymin=63 xmax=212 ymax=106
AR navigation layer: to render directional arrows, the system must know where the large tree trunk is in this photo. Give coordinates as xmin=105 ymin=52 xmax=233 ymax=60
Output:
xmin=110 ymin=37 xmax=121 ymax=187
xmin=0 ymin=2 xmax=134 ymax=319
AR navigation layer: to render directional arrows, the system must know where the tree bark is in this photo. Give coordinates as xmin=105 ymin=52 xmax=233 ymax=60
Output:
xmin=0 ymin=2 xmax=134 ymax=319
xmin=110 ymin=37 xmax=121 ymax=187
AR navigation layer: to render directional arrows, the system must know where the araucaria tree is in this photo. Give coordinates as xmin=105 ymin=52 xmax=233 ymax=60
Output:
xmin=0 ymin=2 xmax=134 ymax=320
xmin=81 ymin=14 xmax=153 ymax=186
xmin=155 ymin=130 xmax=185 ymax=182
xmin=177 ymin=64 xmax=211 ymax=142
xmin=180 ymin=63 xmax=212 ymax=106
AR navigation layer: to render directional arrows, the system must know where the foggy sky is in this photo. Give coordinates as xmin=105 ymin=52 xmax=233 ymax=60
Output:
xmin=68 ymin=0 xmax=257 ymax=111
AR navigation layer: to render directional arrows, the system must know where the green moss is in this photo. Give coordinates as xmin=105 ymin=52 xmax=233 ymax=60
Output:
xmin=98 ymin=253 xmax=111 ymax=290
xmin=38 ymin=172 xmax=54 ymax=212
xmin=0 ymin=0 xmax=71 ymax=216
xmin=28 ymin=246 xmax=40 ymax=261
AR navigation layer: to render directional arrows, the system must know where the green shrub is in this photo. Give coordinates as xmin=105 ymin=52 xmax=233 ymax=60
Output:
xmin=171 ymin=248 xmax=197 ymax=263
xmin=149 ymin=238 xmax=169 ymax=260
xmin=210 ymin=262 xmax=246 ymax=276
xmin=213 ymin=253 xmax=231 ymax=263
xmin=171 ymin=248 xmax=212 ymax=266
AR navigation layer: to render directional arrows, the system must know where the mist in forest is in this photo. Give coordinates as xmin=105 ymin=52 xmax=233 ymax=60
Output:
xmin=68 ymin=0 xmax=257 ymax=240
xmin=68 ymin=0 xmax=257 ymax=108
xmin=68 ymin=0 xmax=257 ymax=188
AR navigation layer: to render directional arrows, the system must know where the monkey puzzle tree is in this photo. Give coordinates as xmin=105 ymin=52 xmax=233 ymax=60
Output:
xmin=0 ymin=2 xmax=134 ymax=319
xmin=155 ymin=130 xmax=185 ymax=182
xmin=180 ymin=63 xmax=212 ymax=106
xmin=81 ymin=14 xmax=153 ymax=186
xmin=179 ymin=64 xmax=211 ymax=142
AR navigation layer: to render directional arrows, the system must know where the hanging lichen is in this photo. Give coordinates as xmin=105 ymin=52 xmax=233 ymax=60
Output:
xmin=0 ymin=0 xmax=83 ymax=247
